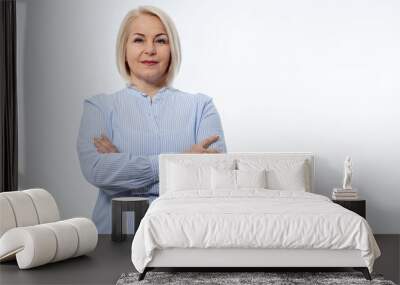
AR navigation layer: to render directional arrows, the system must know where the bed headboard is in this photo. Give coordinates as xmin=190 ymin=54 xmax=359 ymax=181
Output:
xmin=158 ymin=152 xmax=315 ymax=196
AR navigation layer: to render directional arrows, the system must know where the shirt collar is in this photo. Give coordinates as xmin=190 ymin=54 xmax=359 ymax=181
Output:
xmin=127 ymin=84 xmax=170 ymax=101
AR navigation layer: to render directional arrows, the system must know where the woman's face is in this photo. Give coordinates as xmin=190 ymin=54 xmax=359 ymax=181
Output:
xmin=126 ymin=14 xmax=171 ymax=86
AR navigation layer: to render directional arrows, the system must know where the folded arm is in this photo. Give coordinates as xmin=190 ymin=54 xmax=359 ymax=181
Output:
xmin=76 ymin=96 xmax=159 ymax=194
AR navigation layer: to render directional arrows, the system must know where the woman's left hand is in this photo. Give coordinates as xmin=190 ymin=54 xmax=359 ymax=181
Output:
xmin=93 ymin=134 xmax=119 ymax=153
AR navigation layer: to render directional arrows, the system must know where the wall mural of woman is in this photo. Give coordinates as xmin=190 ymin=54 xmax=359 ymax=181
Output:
xmin=76 ymin=6 xmax=227 ymax=234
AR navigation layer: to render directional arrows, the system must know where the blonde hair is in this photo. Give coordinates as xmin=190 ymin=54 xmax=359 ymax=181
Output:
xmin=116 ymin=6 xmax=181 ymax=86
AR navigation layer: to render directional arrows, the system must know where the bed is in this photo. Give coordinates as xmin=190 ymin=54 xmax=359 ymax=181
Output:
xmin=131 ymin=153 xmax=381 ymax=281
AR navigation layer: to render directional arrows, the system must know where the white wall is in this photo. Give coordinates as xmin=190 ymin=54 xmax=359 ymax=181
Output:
xmin=16 ymin=0 xmax=400 ymax=233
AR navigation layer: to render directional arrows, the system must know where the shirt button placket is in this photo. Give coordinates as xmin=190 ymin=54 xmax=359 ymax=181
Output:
xmin=150 ymin=96 xmax=161 ymax=154
xmin=149 ymin=96 xmax=160 ymax=131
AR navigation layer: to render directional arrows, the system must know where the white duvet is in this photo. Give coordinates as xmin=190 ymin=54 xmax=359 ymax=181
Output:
xmin=131 ymin=190 xmax=380 ymax=273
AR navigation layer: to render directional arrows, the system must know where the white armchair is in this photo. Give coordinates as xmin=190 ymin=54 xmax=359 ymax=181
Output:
xmin=0 ymin=188 xmax=97 ymax=269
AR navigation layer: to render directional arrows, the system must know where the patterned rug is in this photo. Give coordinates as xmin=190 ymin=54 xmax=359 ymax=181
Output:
xmin=116 ymin=271 xmax=396 ymax=285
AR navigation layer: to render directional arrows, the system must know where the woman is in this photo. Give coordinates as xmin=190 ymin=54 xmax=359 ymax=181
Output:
xmin=76 ymin=6 xmax=227 ymax=234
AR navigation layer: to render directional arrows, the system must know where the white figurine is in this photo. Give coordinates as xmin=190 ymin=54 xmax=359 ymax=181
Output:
xmin=342 ymin=156 xmax=353 ymax=190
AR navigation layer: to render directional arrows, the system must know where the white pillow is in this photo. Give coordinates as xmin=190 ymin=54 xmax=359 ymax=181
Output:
xmin=166 ymin=162 xmax=210 ymax=191
xmin=237 ymin=169 xmax=267 ymax=189
xmin=238 ymin=159 xmax=309 ymax=191
xmin=210 ymin=168 xmax=236 ymax=190
xmin=211 ymin=168 xmax=267 ymax=190
xmin=166 ymin=159 xmax=236 ymax=192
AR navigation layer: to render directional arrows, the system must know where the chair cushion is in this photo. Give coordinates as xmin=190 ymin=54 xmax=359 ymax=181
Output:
xmin=0 ymin=218 xmax=97 ymax=269
xmin=0 ymin=196 xmax=16 ymax=237
xmin=0 ymin=188 xmax=60 ymax=237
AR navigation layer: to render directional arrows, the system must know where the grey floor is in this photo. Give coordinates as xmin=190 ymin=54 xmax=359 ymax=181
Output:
xmin=0 ymin=235 xmax=398 ymax=285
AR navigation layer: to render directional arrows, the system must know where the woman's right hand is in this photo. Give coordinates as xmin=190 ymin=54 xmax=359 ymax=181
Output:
xmin=184 ymin=135 xmax=220 ymax=154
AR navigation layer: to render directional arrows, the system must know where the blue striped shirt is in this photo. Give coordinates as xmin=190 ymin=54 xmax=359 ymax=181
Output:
xmin=76 ymin=85 xmax=227 ymax=234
